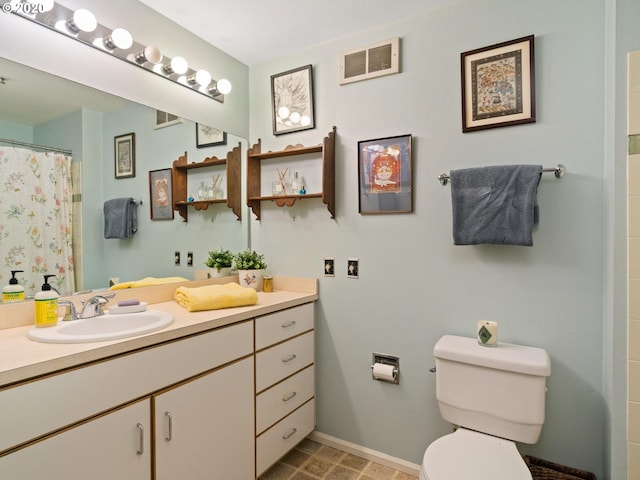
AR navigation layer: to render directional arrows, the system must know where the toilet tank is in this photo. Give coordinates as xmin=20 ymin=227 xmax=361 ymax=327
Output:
xmin=433 ymin=335 xmax=551 ymax=444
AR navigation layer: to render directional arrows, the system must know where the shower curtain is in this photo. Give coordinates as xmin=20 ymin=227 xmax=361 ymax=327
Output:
xmin=0 ymin=146 xmax=75 ymax=297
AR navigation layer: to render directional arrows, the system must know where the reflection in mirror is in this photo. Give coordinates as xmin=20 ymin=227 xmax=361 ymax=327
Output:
xmin=0 ymin=57 xmax=248 ymax=299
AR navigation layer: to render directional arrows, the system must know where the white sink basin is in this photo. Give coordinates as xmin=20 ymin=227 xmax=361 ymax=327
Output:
xmin=27 ymin=310 xmax=174 ymax=344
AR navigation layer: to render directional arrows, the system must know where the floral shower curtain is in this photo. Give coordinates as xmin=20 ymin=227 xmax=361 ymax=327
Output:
xmin=0 ymin=146 xmax=75 ymax=297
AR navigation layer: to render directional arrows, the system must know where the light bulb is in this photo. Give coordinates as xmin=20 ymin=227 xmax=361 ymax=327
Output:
xmin=68 ymin=9 xmax=97 ymax=33
xmin=135 ymin=45 xmax=163 ymax=65
xmin=188 ymin=69 xmax=212 ymax=86
xmin=166 ymin=56 xmax=188 ymax=75
xmin=216 ymin=78 xmax=232 ymax=95
xmin=105 ymin=28 xmax=133 ymax=50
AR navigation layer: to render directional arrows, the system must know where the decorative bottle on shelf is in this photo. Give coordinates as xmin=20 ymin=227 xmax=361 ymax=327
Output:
xmin=291 ymin=171 xmax=300 ymax=195
xmin=197 ymin=181 xmax=206 ymax=200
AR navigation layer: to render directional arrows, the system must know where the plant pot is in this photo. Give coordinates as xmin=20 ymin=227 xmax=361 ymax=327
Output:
xmin=237 ymin=269 xmax=264 ymax=290
xmin=209 ymin=267 xmax=232 ymax=278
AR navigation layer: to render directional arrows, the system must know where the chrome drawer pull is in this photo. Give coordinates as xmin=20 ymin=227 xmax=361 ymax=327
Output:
xmin=282 ymin=391 xmax=297 ymax=402
xmin=282 ymin=354 xmax=297 ymax=363
xmin=136 ymin=423 xmax=144 ymax=456
xmin=282 ymin=427 xmax=297 ymax=440
xmin=165 ymin=411 xmax=173 ymax=442
xmin=281 ymin=320 xmax=297 ymax=328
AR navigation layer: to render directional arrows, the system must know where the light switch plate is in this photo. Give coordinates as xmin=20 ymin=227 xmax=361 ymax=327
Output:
xmin=324 ymin=257 xmax=335 ymax=277
xmin=174 ymin=251 xmax=180 ymax=266
xmin=347 ymin=258 xmax=359 ymax=278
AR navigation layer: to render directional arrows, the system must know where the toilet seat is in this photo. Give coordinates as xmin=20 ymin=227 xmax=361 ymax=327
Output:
xmin=420 ymin=428 xmax=532 ymax=480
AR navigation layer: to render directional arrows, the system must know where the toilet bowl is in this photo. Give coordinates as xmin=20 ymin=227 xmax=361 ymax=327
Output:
xmin=419 ymin=428 xmax=532 ymax=480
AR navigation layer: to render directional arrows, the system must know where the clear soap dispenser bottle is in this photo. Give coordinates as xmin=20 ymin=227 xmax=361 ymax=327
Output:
xmin=34 ymin=274 xmax=59 ymax=328
xmin=2 ymin=270 xmax=24 ymax=304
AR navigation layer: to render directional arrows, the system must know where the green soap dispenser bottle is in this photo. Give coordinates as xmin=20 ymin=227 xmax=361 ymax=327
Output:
xmin=34 ymin=274 xmax=58 ymax=328
xmin=2 ymin=270 xmax=25 ymax=304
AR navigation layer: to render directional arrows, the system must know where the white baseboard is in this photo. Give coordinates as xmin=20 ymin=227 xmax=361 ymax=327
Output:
xmin=307 ymin=431 xmax=421 ymax=476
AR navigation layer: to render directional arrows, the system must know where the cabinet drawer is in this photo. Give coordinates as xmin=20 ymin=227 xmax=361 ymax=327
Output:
xmin=0 ymin=321 xmax=253 ymax=453
xmin=256 ymin=399 xmax=315 ymax=477
xmin=255 ymin=303 xmax=314 ymax=351
xmin=256 ymin=365 xmax=314 ymax=434
xmin=256 ymin=331 xmax=314 ymax=392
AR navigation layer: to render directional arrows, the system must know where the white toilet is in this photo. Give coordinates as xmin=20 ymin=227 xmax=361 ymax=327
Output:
xmin=420 ymin=335 xmax=551 ymax=480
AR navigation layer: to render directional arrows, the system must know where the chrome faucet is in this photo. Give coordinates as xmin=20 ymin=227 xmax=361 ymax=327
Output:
xmin=79 ymin=293 xmax=116 ymax=318
xmin=60 ymin=293 xmax=116 ymax=320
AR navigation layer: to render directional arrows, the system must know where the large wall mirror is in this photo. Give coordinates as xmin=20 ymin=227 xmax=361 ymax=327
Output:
xmin=0 ymin=57 xmax=249 ymax=298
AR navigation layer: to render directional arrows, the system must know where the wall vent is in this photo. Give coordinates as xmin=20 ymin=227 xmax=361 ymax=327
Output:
xmin=339 ymin=37 xmax=400 ymax=85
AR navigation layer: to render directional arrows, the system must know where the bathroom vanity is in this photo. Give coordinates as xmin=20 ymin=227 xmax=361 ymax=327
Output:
xmin=0 ymin=276 xmax=317 ymax=479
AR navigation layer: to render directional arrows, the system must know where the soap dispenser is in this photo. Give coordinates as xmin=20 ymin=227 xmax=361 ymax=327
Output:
xmin=2 ymin=270 xmax=24 ymax=304
xmin=34 ymin=274 xmax=59 ymax=328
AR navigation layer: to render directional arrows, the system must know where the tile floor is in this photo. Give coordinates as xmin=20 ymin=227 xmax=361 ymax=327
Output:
xmin=259 ymin=438 xmax=419 ymax=480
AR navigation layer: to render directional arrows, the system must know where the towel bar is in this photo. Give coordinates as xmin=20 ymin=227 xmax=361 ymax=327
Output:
xmin=437 ymin=164 xmax=565 ymax=186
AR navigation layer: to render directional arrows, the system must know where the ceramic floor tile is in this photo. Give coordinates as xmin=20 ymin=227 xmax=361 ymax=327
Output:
xmin=260 ymin=439 xmax=418 ymax=480
xmin=340 ymin=454 xmax=370 ymax=471
xmin=362 ymin=462 xmax=396 ymax=480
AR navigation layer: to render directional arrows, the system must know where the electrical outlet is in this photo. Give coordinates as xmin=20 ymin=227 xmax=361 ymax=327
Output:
xmin=187 ymin=252 xmax=193 ymax=267
xmin=347 ymin=258 xmax=359 ymax=278
xmin=324 ymin=257 xmax=335 ymax=277
xmin=174 ymin=251 xmax=180 ymax=266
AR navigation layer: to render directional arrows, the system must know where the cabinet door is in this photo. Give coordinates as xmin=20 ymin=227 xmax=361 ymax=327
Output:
xmin=0 ymin=400 xmax=151 ymax=480
xmin=155 ymin=357 xmax=254 ymax=480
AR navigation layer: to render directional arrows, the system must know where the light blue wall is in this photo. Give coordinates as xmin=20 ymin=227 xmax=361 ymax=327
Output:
xmin=0 ymin=120 xmax=33 ymax=143
xmin=96 ymin=102 xmax=247 ymax=288
xmin=249 ymin=0 xmax=609 ymax=477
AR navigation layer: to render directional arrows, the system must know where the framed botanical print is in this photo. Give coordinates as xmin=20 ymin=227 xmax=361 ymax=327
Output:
xmin=271 ymin=64 xmax=315 ymax=135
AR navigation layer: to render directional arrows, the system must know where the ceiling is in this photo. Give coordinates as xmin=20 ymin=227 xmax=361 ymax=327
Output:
xmin=139 ymin=0 xmax=452 ymax=65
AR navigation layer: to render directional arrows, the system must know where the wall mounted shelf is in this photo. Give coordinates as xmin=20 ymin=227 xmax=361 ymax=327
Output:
xmin=246 ymin=126 xmax=336 ymax=220
xmin=172 ymin=143 xmax=242 ymax=222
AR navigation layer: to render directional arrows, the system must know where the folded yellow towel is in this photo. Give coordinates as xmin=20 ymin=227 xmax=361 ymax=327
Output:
xmin=110 ymin=276 xmax=189 ymax=290
xmin=174 ymin=282 xmax=258 ymax=312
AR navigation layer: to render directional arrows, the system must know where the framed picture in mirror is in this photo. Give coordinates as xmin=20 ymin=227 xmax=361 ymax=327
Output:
xmin=196 ymin=124 xmax=227 ymax=148
xmin=149 ymin=168 xmax=174 ymax=220
xmin=114 ymin=132 xmax=135 ymax=179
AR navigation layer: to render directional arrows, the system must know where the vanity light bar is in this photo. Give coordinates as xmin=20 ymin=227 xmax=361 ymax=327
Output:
xmin=9 ymin=1 xmax=231 ymax=103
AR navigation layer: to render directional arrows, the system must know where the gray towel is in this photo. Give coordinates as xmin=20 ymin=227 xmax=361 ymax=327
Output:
xmin=450 ymin=165 xmax=542 ymax=246
xmin=104 ymin=198 xmax=138 ymax=239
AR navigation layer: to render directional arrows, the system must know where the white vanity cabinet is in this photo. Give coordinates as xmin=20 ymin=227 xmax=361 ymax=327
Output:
xmin=0 ymin=399 xmax=152 ymax=480
xmin=255 ymin=302 xmax=315 ymax=476
xmin=154 ymin=356 xmax=254 ymax=480
xmin=0 ymin=320 xmax=254 ymax=480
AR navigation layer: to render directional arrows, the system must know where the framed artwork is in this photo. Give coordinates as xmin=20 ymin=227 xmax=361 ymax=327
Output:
xmin=148 ymin=168 xmax=174 ymax=220
xmin=114 ymin=132 xmax=135 ymax=179
xmin=358 ymin=134 xmax=413 ymax=214
xmin=271 ymin=64 xmax=315 ymax=135
xmin=461 ymin=35 xmax=535 ymax=133
xmin=196 ymin=123 xmax=227 ymax=148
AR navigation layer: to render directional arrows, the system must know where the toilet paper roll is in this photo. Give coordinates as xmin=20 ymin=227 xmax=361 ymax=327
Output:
xmin=477 ymin=320 xmax=498 ymax=347
xmin=372 ymin=363 xmax=396 ymax=381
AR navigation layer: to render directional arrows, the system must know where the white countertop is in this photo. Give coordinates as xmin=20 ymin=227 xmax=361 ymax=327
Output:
xmin=0 ymin=285 xmax=317 ymax=388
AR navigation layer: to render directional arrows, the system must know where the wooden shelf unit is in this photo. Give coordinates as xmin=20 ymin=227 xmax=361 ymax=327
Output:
xmin=246 ymin=126 xmax=336 ymax=220
xmin=172 ymin=143 xmax=242 ymax=222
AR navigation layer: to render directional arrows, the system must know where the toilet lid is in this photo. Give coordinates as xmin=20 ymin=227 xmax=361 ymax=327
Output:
xmin=423 ymin=428 xmax=532 ymax=480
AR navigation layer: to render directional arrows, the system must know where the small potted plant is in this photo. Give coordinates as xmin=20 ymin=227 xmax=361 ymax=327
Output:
xmin=233 ymin=249 xmax=267 ymax=290
xmin=205 ymin=248 xmax=234 ymax=278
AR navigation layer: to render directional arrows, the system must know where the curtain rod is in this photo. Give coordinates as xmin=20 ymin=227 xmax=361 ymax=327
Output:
xmin=0 ymin=138 xmax=72 ymax=156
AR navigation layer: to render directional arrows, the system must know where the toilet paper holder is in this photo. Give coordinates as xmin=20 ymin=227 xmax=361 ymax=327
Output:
xmin=371 ymin=353 xmax=400 ymax=384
